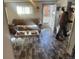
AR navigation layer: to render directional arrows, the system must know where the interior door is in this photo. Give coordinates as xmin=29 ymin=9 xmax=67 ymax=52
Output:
xmin=43 ymin=4 xmax=56 ymax=31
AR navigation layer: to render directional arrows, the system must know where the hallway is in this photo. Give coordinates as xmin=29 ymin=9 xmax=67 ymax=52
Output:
xmin=3 ymin=0 xmax=75 ymax=59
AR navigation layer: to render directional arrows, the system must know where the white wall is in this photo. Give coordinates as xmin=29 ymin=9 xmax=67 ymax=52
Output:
xmin=57 ymin=0 xmax=68 ymax=7
xmin=3 ymin=7 xmax=14 ymax=59
xmin=5 ymin=0 xmax=56 ymax=24
xmin=5 ymin=0 xmax=68 ymax=25
xmin=5 ymin=2 xmax=42 ymax=24
xmin=67 ymin=23 xmax=75 ymax=55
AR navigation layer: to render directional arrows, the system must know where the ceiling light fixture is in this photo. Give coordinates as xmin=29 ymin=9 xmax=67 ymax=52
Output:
xmin=29 ymin=0 xmax=36 ymax=7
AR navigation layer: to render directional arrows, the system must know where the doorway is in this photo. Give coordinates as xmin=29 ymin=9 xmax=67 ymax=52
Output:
xmin=43 ymin=4 xmax=56 ymax=32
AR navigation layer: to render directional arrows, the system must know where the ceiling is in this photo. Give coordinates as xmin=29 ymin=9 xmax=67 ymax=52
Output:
xmin=4 ymin=0 xmax=75 ymax=5
xmin=4 ymin=0 xmax=57 ymax=3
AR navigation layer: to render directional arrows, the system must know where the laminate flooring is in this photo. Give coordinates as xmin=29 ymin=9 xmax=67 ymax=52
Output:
xmin=11 ymin=28 xmax=74 ymax=59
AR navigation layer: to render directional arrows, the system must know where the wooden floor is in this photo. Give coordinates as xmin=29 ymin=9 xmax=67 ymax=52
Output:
xmin=11 ymin=29 xmax=74 ymax=59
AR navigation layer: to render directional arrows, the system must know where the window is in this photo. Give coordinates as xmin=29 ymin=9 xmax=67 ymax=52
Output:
xmin=16 ymin=6 xmax=32 ymax=15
